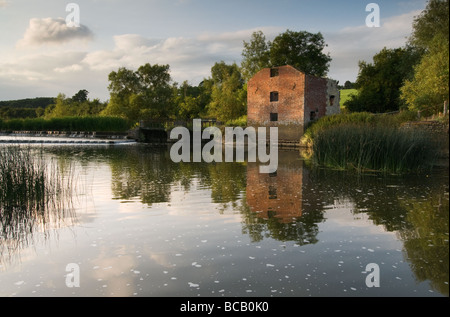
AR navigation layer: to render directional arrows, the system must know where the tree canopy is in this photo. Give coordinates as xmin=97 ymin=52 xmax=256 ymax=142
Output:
xmin=401 ymin=0 xmax=449 ymax=115
xmin=240 ymin=29 xmax=332 ymax=81
xmin=345 ymin=47 xmax=422 ymax=113
xmin=102 ymin=63 xmax=174 ymax=122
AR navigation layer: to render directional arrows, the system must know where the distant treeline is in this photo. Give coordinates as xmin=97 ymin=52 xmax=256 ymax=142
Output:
xmin=0 ymin=97 xmax=55 ymax=109
xmin=0 ymin=97 xmax=55 ymax=120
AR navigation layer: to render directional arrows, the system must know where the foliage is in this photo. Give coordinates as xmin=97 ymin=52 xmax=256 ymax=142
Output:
xmin=102 ymin=63 xmax=174 ymax=122
xmin=401 ymin=0 xmax=449 ymax=116
xmin=0 ymin=97 xmax=55 ymax=109
xmin=344 ymin=47 xmax=423 ymax=113
xmin=401 ymin=34 xmax=449 ymax=115
xmin=270 ymin=30 xmax=331 ymax=77
xmin=409 ymin=0 xmax=449 ymax=50
xmin=172 ymin=81 xmax=209 ymax=119
xmin=241 ymin=30 xmax=271 ymax=82
xmin=206 ymin=62 xmax=247 ymax=122
xmin=240 ymin=29 xmax=331 ymax=80
xmin=45 ymin=91 xmax=107 ymax=118
xmin=0 ymin=116 xmax=131 ymax=132
xmin=225 ymin=115 xmax=247 ymax=127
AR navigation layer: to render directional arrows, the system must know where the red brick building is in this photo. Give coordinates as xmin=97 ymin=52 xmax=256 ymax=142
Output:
xmin=247 ymin=65 xmax=340 ymax=143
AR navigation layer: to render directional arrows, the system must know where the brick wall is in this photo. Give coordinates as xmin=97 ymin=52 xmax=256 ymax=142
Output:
xmin=246 ymin=154 xmax=306 ymax=223
xmin=247 ymin=65 xmax=340 ymax=143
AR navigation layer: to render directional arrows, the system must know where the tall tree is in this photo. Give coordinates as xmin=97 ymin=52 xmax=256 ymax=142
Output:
xmin=401 ymin=0 xmax=449 ymax=115
xmin=207 ymin=62 xmax=247 ymax=122
xmin=103 ymin=63 xmax=174 ymax=122
xmin=241 ymin=30 xmax=271 ymax=81
xmin=409 ymin=0 xmax=449 ymax=50
xmin=345 ymin=47 xmax=422 ymax=113
xmin=269 ymin=30 xmax=331 ymax=77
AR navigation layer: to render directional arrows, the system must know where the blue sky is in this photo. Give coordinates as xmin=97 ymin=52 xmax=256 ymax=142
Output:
xmin=0 ymin=0 xmax=427 ymax=101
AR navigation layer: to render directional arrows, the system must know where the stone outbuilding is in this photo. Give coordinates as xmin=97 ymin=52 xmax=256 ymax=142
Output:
xmin=247 ymin=65 xmax=340 ymax=144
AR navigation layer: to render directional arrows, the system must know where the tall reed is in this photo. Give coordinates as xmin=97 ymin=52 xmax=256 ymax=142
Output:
xmin=0 ymin=146 xmax=76 ymax=261
xmin=311 ymin=124 xmax=439 ymax=173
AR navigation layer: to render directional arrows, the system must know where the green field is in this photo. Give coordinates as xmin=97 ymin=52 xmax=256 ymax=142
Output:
xmin=340 ymin=89 xmax=358 ymax=108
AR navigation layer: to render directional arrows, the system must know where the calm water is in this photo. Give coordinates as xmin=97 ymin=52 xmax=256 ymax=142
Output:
xmin=0 ymin=143 xmax=448 ymax=297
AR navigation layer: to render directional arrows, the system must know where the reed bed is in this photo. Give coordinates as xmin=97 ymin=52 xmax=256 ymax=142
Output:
xmin=0 ymin=146 xmax=77 ymax=260
xmin=310 ymin=123 xmax=439 ymax=173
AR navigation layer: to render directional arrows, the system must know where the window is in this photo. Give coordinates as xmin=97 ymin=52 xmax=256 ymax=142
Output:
xmin=268 ymin=185 xmax=277 ymax=200
xmin=270 ymin=68 xmax=279 ymax=77
xmin=329 ymin=95 xmax=335 ymax=106
xmin=270 ymin=113 xmax=278 ymax=122
xmin=270 ymin=91 xmax=279 ymax=102
xmin=310 ymin=111 xmax=316 ymax=121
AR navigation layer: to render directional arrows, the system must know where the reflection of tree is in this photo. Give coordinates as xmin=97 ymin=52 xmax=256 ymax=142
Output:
xmin=307 ymin=168 xmax=449 ymax=296
xmin=398 ymin=190 xmax=449 ymax=296
xmin=107 ymin=145 xmax=248 ymax=208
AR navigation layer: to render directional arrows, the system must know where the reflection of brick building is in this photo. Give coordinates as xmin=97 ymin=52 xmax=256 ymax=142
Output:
xmin=247 ymin=65 xmax=340 ymax=143
xmin=246 ymin=152 xmax=306 ymax=223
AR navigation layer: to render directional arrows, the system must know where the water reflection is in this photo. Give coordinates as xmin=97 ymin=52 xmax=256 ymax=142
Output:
xmin=0 ymin=144 xmax=448 ymax=296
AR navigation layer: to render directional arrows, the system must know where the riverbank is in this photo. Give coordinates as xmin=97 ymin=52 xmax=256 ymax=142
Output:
xmin=301 ymin=112 xmax=449 ymax=173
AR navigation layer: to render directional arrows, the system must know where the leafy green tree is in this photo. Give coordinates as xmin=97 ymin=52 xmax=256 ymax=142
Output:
xmin=103 ymin=63 xmax=174 ymax=122
xmin=269 ymin=30 xmax=331 ymax=77
xmin=345 ymin=47 xmax=422 ymax=113
xmin=207 ymin=62 xmax=247 ymax=122
xmin=409 ymin=0 xmax=449 ymax=50
xmin=401 ymin=34 xmax=449 ymax=115
xmin=172 ymin=81 xmax=208 ymax=120
xmin=401 ymin=0 xmax=449 ymax=115
xmin=71 ymin=89 xmax=89 ymax=103
xmin=241 ymin=30 xmax=271 ymax=81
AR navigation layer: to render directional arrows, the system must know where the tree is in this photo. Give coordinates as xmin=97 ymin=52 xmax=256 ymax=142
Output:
xmin=241 ymin=30 xmax=271 ymax=81
xmin=344 ymin=81 xmax=355 ymax=89
xmin=102 ymin=63 xmax=174 ymax=122
xmin=409 ymin=0 xmax=449 ymax=50
xmin=173 ymin=81 xmax=206 ymax=119
xmin=71 ymin=89 xmax=89 ymax=103
xmin=401 ymin=0 xmax=449 ymax=115
xmin=207 ymin=62 xmax=247 ymax=122
xmin=401 ymin=34 xmax=449 ymax=115
xmin=269 ymin=30 xmax=331 ymax=77
xmin=345 ymin=47 xmax=422 ymax=113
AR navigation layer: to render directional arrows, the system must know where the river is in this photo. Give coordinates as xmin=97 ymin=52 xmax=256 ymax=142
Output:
xmin=0 ymin=141 xmax=448 ymax=297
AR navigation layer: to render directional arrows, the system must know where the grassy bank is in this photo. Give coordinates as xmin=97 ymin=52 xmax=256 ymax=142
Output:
xmin=303 ymin=112 xmax=440 ymax=173
xmin=0 ymin=116 xmax=132 ymax=133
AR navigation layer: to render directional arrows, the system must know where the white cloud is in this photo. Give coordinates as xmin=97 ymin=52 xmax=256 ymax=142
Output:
xmin=324 ymin=10 xmax=420 ymax=82
xmin=17 ymin=17 xmax=93 ymax=47
xmin=0 ymin=10 xmax=421 ymax=100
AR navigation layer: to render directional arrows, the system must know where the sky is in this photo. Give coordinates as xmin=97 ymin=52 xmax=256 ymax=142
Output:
xmin=0 ymin=0 xmax=428 ymax=102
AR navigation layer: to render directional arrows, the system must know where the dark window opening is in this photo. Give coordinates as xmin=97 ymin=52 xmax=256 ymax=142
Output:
xmin=269 ymin=185 xmax=277 ymax=200
xmin=270 ymin=68 xmax=279 ymax=77
xmin=270 ymin=91 xmax=279 ymax=102
xmin=329 ymin=95 xmax=335 ymax=106
xmin=310 ymin=111 xmax=316 ymax=121
xmin=270 ymin=113 xmax=278 ymax=122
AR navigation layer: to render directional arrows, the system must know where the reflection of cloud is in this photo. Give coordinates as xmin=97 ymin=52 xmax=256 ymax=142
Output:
xmin=17 ymin=18 xmax=93 ymax=47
